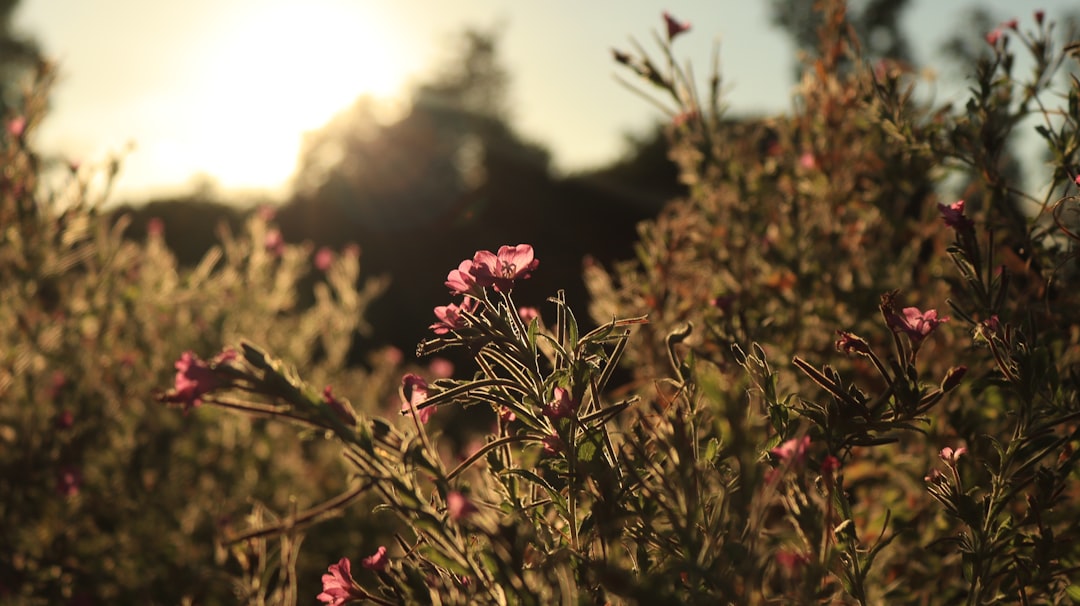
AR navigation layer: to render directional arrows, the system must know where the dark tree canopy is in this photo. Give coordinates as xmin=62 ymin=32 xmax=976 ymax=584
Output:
xmin=1 ymin=0 xmax=42 ymax=114
xmin=770 ymin=0 xmax=913 ymax=72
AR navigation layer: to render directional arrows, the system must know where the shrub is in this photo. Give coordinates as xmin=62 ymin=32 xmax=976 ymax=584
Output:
xmin=0 ymin=64 xmax=396 ymax=604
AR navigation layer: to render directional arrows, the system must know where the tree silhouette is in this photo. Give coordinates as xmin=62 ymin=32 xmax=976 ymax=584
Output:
xmin=0 ymin=0 xmax=42 ymax=116
xmin=770 ymin=0 xmax=913 ymax=73
xmin=279 ymin=28 xmax=677 ymax=355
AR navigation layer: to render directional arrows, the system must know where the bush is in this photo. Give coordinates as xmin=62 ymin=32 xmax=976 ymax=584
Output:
xmin=0 ymin=65 xmax=398 ymax=604
xmin=8 ymin=2 xmax=1080 ymax=604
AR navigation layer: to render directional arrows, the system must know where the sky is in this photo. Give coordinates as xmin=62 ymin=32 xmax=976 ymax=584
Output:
xmin=11 ymin=0 xmax=1072 ymax=202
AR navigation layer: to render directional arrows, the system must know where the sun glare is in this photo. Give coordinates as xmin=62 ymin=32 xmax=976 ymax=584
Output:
xmin=192 ymin=2 xmax=409 ymax=194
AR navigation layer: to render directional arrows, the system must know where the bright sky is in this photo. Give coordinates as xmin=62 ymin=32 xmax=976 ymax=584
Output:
xmin=12 ymin=0 xmax=1073 ymax=201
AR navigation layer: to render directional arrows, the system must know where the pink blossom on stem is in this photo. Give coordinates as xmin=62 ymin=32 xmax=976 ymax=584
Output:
xmin=323 ymin=386 xmax=356 ymax=426
xmin=314 ymin=247 xmax=334 ymax=272
xmin=1035 ymin=10 xmax=1045 ymax=25
xmin=382 ymin=346 xmax=404 ymax=366
xmin=163 ymin=351 xmax=222 ymax=413
xmin=891 ymin=307 xmax=949 ymax=344
xmin=264 ymin=229 xmax=285 ymax=256
xmin=56 ymin=466 xmax=82 ymax=497
xmin=835 ymin=330 xmax=871 ymax=356
xmin=672 ymin=110 xmax=699 ymax=128
xmin=518 ymin=306 xmax=540 ymax=324
xmin=431 ymin=297 xmax=478 ymax=335
xmin=770 ymin=435 xmax=811 ymax=465
xmin=361 ymin=546 xmax=388 ymax=572
xmin=317 ymin=557 xmax=364 ymax=605
xmin=541 ymin=434 xmax=562 ymax=455
xmin=47 ymin=370 xmax=67 ymax=400
xmin=428 ymin=357 xmax=455 ymax=379
xmin=257 ymin=205 xmax=276 ymax=222
xmin=470 ymin=244 xmax=539 ymax=293
xmin=986 ymin=28 xmax=1003 ymax=46
xmin=775 ymin=550 xmax=809 ymax=573
xmin=445 ymin=260 xmax=478 ymax=295
xmin=401 ymin=374 xmax=434 ymax=423
xmin=447 ymin=491 xmax=478 ymax=521
xmin=498 ymin=406 xmax=516 ymax=423
xmin=54 ymin=410 xmax=74 ymax=430
xmin=820 ymin=455 xmax=841 ymax=475
xmin=543 ymin=386 xmax=578 ymax=420
xmin=1004 ymin=18 xmax=1018 ymax=30
xmin=7 ymin=116 xmax=25 ymax=138
xmin=940 ymin=446 xmax=967 ymax=465
xmin=937 ymin=199 xmax=974 ymax=230
xmin=662 ymin=11 xmax=691 ymax=40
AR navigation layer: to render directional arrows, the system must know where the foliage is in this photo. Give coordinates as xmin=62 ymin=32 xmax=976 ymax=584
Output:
xmin=0 ymin=63 xmax=398 ymax=604
xmin=7 ymin=2 xmax=1080 ymax=605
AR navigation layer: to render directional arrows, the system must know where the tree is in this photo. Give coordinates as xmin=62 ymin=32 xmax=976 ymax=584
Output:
xmin=1 ymin=0 xmax=42 ymax=116
xmin=770 ymin=0 xmax=913 ymax=72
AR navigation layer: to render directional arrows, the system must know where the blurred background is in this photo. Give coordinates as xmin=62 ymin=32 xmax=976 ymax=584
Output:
xmin=4 ymin=0 xmax=1076 ymax=355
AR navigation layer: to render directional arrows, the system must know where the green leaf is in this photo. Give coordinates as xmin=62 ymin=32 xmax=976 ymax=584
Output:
xmin=419 ymin=545 xmax=471 ymax=576
xmin=502 ymin=468 xmax=569 ymax=519
xmin=704 ymin=437 xmax=719 ymax=463
xmin=577 ymin=433 xmax=599 ymax=465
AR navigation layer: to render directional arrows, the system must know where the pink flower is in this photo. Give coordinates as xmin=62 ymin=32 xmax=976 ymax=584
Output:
xmin=940 ymin=446 xmax=967 ymax=465
xmin=543 ymin=387 xmax=578 ymax=420
xmin=361 ymin=546 xmax=388 ymax=572
xmin=798 ymin=152 xmax=818 ymax=170
xmin=445 ymin=260 xmax=478 ymax=295
xmin=47 ymin=370 xmax=67 ymax=400
xmin=672 ymin=110 xmax=699 ymax=128
xmin=890 ymin=307 xmax=949 ymax=343
xmin=56 ymin=466 xmax=82 ymax=497
xmin=775 ymin=550 xmax=809 ymax=573
xmin=431 ymin=298 xmax=478 ymax=335
xmin=382 ymin=346 xmax=404 ymax=366
xmin=265 ymin=229 xmax=285 ymax=256
xmin=1004 ymin=18 xmax=1018 ymax=30
xmin=323 ymin=386 xmax=356 ymax=426
xmin=7 ymin=116 xmax=26 ymax=138
xmin=835 ymin=330 xmax=871 ymax=356
xmin=257 ymin=205 xmax=276 ymax=222
xmin=54 ymin=410 xmax=74 ymax=430
xmin=498 ymin=406 xmax=516 ymax=423
xmin=469 ymin=244 xmax=539 ymax=293
xmin=317 ymin=557 xmax=364 ymax=605
xmin=663 ymin=11 xmax=691 ymax=40
xmin=447 ymin=491 xmax=478 ymax=521
xmin=770 ymin=435 xmax=811 ymax=465
xmin=541 ymin=434 xmax=562 ymax=455
xmin=314 ymin=247 xmax=334 ymax=272
xmin=1074 ymin=174 xmax=1080 ymax=187
xmin=1035 ymin=10 xmax=1045 ymax=25
xmin=163 ymin=351 xmax=222 ymax=412
xmin=518 ymin=306 xmax=540 ymax=324
xmin=428 ymin=358 xmax=455 ymax=379
xmin=986 ymin=28 xmax=1002 ymax=46
xmin=401 ymin=374 xmax=434 ymax=423
xmin=820 ymin=455 xmax=841 ymax=475
xmin=937 ymin=200 xmax=973 ymax=230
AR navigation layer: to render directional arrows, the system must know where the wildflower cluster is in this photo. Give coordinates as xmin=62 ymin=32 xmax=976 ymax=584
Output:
xmin=157 ymin=6 xmax=1080 ymax=604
